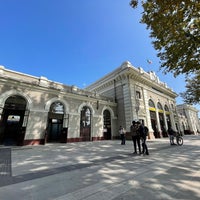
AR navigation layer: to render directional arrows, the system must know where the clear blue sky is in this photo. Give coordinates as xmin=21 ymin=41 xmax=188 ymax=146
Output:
xmin=0 ymin=0 xmax=199 ymax=114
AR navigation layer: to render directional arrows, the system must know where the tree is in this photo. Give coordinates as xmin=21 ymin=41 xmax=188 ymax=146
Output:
xmin=180 ymin=72 xmax=200 ymax=104
xmin=130 ymin=0 xmax=200 ymax=104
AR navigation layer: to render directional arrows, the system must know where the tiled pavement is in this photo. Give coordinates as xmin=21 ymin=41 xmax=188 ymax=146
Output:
xmin=0 ymin=148 xmax=12 ymax=177
xmin=0 ymin=135 xmax=200 ymax=200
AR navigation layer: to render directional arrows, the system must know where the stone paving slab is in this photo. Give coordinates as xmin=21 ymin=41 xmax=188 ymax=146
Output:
xmin=0 ymin=146 xmax=166 ymax=187
xmin=0 ymin=135 xmax=199 ymax=200
xmin=0 ymin=148 xmax=12 ymax=176
xmin=0 ymin=138 xmax=171 ymax=187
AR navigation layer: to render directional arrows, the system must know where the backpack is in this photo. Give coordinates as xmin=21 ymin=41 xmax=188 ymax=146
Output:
xmin=144 ymin=126 xmax=149 ymax=137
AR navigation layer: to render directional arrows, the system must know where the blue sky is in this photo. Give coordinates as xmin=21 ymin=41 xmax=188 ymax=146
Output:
xmin=0 ymin=0 xmax=199 ymax=113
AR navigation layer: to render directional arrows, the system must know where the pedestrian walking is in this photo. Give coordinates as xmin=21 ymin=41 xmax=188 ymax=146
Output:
xmin=139 ymin=123 xmax=149 ymax=155
xmin=168 ymin=126 xmax=176 ymax=145
xmin=130 ymin=121 xmax=141 ymax=154
xmin=119 ymin=126 xmax=126 ymax=145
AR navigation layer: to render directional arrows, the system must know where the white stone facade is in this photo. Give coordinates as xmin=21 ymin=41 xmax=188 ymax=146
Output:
xmin=0 ymin=66 xmax=117 ymax=145
xmin=0 ymin=62 xmax=199 ymax=146
xmin=177 ymin=104 xmax=200 ymax=135
xmin=86 ymin=61 xmax=180 ymax=139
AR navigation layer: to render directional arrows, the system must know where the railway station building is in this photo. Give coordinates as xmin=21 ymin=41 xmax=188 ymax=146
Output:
xmin=0 ymin=61 xmax=199 ymax=146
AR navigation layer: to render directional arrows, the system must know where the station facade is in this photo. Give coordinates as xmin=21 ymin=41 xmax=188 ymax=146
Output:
xmin=0 ymin=61 xmax=199 ymax=146
xmin=0 ymin=65 xmax=117 ymax=145
xmin=86 ymin=61 xmax=179 ymax=139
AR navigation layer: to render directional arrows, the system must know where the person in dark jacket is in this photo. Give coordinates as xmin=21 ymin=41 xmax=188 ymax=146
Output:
xmin=130 ymin=121 xmax=141 ymax=154
xmin=168 ymin=126 xmax=176 ymax=145
xmin=137 ymin=121 xmax=149 ymax=155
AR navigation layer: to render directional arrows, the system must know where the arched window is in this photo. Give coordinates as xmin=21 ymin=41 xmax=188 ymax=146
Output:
xmin=50 ymin=102 xmax=64 ymax=114
xmin=136 ymin=91 xmax=141 ymax=99
xmin=5 ymin=95 xmax=26 ymax=110
xmin=149 ymin=99 xmax=155 ymax=108
xmin=164 ymin=105 xmax=169 ymax=111
xmin=103 ymin=110 xmax=111 ymax=122
xmin=157 ymin=102 xmax=163 ymax=110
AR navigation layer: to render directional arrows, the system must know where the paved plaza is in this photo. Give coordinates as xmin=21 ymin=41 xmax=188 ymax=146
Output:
xmin=0 ymin=135 xmax=200 ymax=200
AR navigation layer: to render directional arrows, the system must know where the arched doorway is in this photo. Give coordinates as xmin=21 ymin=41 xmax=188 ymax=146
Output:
xmin=0 ymin=95 xmax=27 ymax=145
xmin=157 ymin=102 xmax=166 ymax=137
xmin=80 ymin=106 xmax=91 ymax=141
xmin=103 ymin=110 xmax=111 ymax=140
xmin=164 ymin=105 xmax=171 ymax=129
xmin=149 ymin=99 xmax=159 ymax=138
xmin=47 ymin=101 xmax=64 ymax=142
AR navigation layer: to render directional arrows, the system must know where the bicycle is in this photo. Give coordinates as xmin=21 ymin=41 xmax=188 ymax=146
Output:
xmin=175 ymin=132 xmax=183 ymax=146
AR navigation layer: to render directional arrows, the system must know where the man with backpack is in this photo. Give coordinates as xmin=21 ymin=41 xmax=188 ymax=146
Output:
xmin=168 ymin=126 xmax=176 ymax=145
xmin=137 ymin=121 xmax=149 ymax=155
xmin=130 ymin=121 xmax=142 ymax=154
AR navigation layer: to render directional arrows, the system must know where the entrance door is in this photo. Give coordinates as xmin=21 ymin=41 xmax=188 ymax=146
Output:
xmin=150 ymin=110 xmax=159 ymax=138
xmin=0 ymin=95 xmax=27 ymax=145
xmin=47 ymin=118 xmax=63 ymax=142
xmin=103 ymin=110 xmax=111 ymax=140
xmin=80 ymin=106 xmax=91 ymax=141
xmin=47 ymin=101 xmax=64 ymax=143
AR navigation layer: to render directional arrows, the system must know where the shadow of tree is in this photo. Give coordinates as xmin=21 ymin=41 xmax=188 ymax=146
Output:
xmin=0 ymin=136 xmax=199 ymax=200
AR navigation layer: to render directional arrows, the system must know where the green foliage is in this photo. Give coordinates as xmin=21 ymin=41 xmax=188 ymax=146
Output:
xmin=131 ymin=0 xmax=200 ymax=75
xmin=130 ymin=0 xmax=138 ymax=8
xmin=180 ymin=71 xmax=200 ymax=104
xmin=130 ymin=0 xmax=200 ymax=104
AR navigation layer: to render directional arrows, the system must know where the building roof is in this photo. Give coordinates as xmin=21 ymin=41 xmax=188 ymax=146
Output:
xmin=85 ymin=61 xmax=177 ymax=98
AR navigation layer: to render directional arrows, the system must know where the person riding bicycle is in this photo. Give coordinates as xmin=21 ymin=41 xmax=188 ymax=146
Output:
xmin=168 ymin=126 xmax=176 ymax=145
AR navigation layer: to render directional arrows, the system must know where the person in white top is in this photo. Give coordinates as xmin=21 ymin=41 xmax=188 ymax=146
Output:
xmin=119 ymin=126 xmax=126 ymax=145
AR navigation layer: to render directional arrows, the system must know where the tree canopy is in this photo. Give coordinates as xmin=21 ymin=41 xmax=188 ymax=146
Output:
xmin=130 ymin=0 xmax=199 ymax=75
xmin=180 ymin=72 xmax=200 ymax=104
xmin=130 ymin=0 xmax=200 ymax=104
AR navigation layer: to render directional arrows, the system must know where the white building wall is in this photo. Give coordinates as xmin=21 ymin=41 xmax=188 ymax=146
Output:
xmin=122 ymin=82 xmax=133 ymax=130
xmin=0 ymin=66 xmax=117 ymax=145
xmin=177 ymin=104 xmax=200 ymax=135
xmin=1 ymin=62 xmax=199 ymax=146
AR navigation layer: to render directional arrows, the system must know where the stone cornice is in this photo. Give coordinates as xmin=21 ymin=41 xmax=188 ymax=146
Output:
xmin=85 ymin=61 xmax=177 ymax=98
xmin=177 ymin=104 xmax=199 ymax=113
xmin=0 ymin=67 xmax=116 ymax=105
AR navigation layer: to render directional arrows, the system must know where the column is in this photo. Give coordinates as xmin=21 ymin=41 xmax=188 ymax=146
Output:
xmin=155 ymin=110 xmax=161 ymax=137
xmin=163 ymin=111 xmax=168 ymax=130
xmin=142 ymin=89 xmax=155 ymax=139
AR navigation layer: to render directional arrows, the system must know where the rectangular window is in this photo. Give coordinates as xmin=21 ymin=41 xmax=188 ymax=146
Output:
xmin=136 ymin=91 xmax=141 ymax=99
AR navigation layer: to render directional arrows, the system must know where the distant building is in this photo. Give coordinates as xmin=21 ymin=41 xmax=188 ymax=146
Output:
xmin=176 ymin=104 xmax=200 ymax=135
xmin=0 ymin=62 xmax=199 ymax=146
